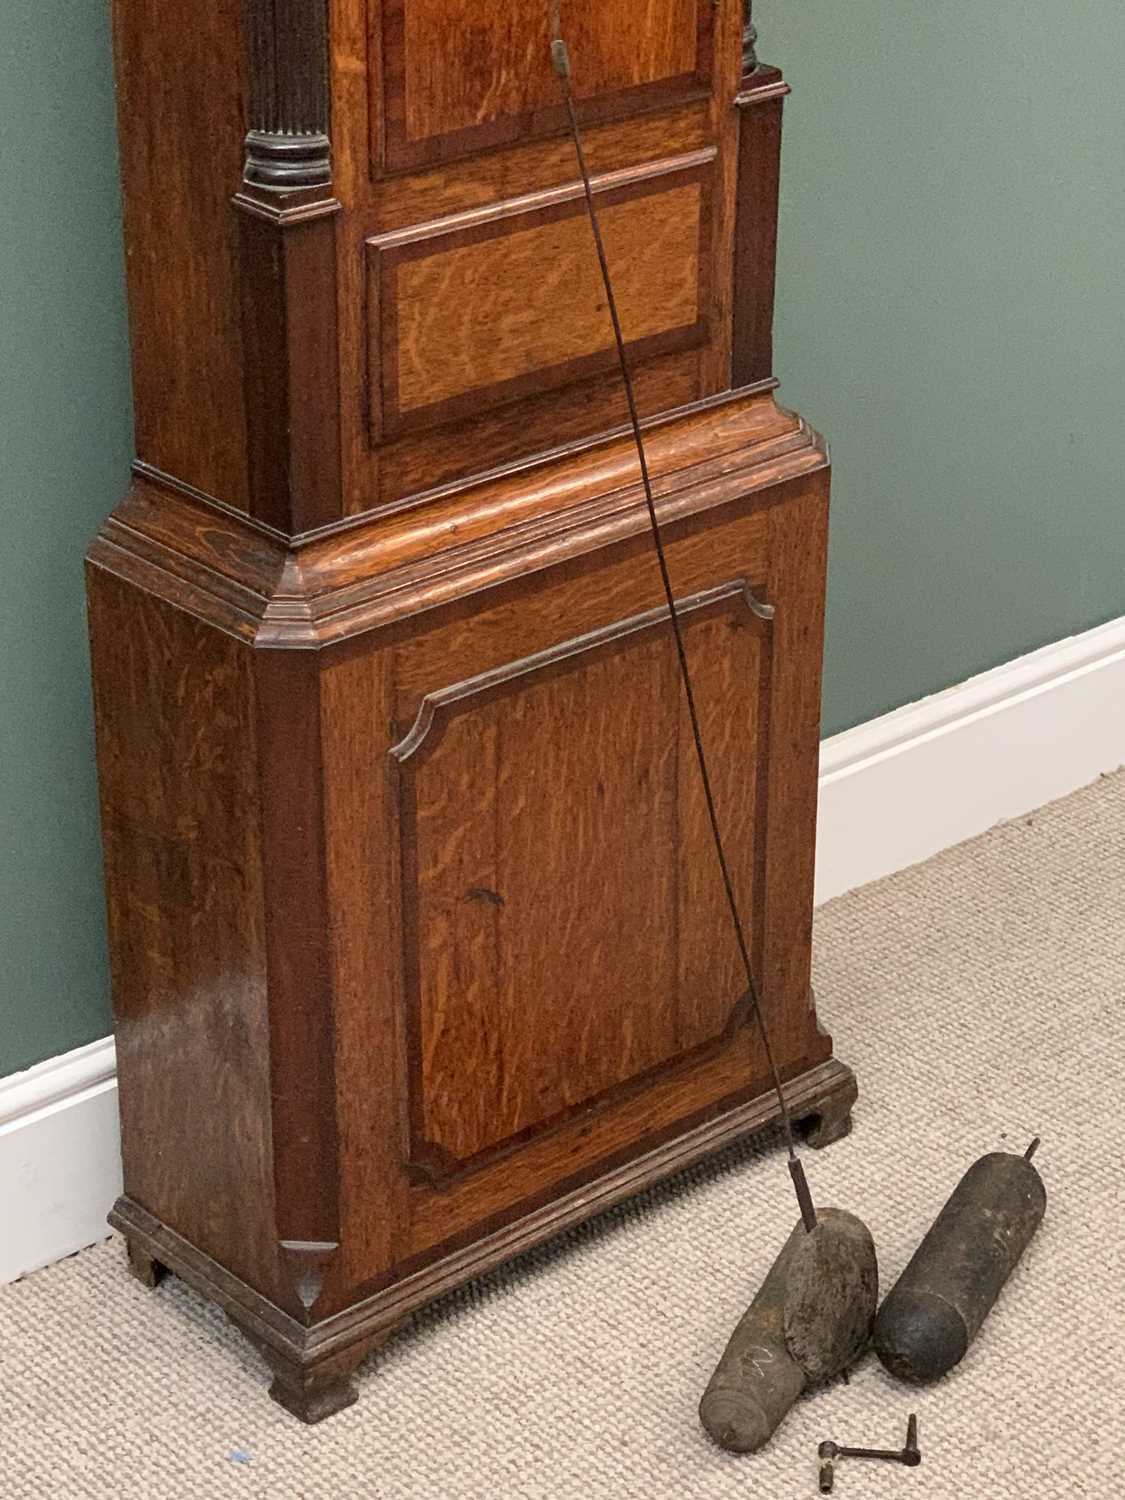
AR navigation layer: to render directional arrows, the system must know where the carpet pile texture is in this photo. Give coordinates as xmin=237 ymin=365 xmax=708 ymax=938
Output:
xmin=2 ymin=772 xmax=1123 ymax=1497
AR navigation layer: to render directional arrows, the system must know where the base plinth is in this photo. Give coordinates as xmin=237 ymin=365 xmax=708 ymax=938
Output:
xmin=111 ymin=1056 xmax=856 ymax=1422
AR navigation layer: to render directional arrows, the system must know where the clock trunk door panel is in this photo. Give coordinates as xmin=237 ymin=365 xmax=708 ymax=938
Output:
xmin=392 ymin=586 xmax=771 ymax=1190
xmin=316 ymin=505 xmax=789 ymax=1266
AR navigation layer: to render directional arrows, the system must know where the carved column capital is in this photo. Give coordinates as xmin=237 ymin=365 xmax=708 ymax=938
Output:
xmin=243 ymin=0 xmax=332 ymax=191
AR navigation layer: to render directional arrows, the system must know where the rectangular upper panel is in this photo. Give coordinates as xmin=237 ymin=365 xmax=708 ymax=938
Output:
xmin=375 ymin=0 xmax=712 ymax=173
xmin=366 ymin=153 xmax=713 ymax=443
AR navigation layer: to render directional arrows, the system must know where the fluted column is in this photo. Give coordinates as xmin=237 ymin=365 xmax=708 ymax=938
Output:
xmin=244 ymin=0 xmax=332 ymax=190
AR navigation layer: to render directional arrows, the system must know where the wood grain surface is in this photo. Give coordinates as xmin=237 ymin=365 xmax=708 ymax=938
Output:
xmin=107 ymin=1052 xmax=854 ymax=1416
xmin=390 ymin=585 xmax=771 ymax=1180
xmin=93 ymin=0 xmax=838 ymax=1422
xmin=254 ymin=649 xmax=342 ymax=1261
xmin=368 ymin=164 xmax=708 ymax=437
xmin=377 ymin=0 xmax=710 ymax=171
xmin=237 ymin=204 xmax=344 ymax=533
xmin=91 ymin=454 xmax=840 ymax=1358
xmin=90 ymin=392 xmax=823 ymax=650
xmin=320 ymin=650 xmax=413 ymax=1291
xmin=108 ymin=0 xmax=786 ymax=527
xmin=87 ymin=569 xmax=279 ymax=1301
xmin=732 ymin=69 xmax=789 ymax=386
xmin=333 ymin=0 xmax=735 ymax=513
xmin=110 ymin=0 xmax=249 ymax=507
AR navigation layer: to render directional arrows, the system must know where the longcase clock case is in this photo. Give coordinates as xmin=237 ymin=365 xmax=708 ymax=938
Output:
xmin=88 ymin=0 xmax=856 ymax=1421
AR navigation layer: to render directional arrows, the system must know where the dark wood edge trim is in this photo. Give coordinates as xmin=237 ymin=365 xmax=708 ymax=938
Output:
xmin=382 ymin=324 xmax=710 ymax=443
xmin=365 ymin=149 xmax=717 ymax=253
xmin=130 ymin=461 xmax=290 ymax=544
xmin=101 ymin=512 xmax=279 ymax=602
xmin=337 ymin=379 xmax=777 ymax=536
xmin=232 ymin=191 xmax=342 ymax=227
xmin=364 ymin=421 xmax=815 ymax=614
xmin=96 ymin=519 xmax=272 ymax=616
xmin=108 ymin=1198 xmax=307 ymax=1352
xmin=383 ymin=77 xmax=714 ymax=178
xmin=390 ymin=580 xmax=765 ymax=763
xmin=735 ymin=78 xmax=790 ymax=107
xmin=282 ymin=424 xmax=825 ymax=639
xmin=404 ymin=980 xmax=768 ymax=1190
xmin=108 ymin=1056 xmax=856 ymax=1367
xmin=102 ymin=421 xmax=827 ymax=648
xmin=393 ymin=749 xmax=425 ymax=1184
xmin=97 ymin=410 xmax=827 ymax=647
xmin=376 ymin=232 xmax=401 ymax=445
xmin=131 ymin=381 xmax=776 ymax=551
xmin=404 ymin=1006 xmax=763 ymax=1192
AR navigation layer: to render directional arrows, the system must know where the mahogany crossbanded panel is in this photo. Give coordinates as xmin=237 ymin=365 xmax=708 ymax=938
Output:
xmin=390 ymin=583 xmax=772 ymax=1185
xmin=374 ymin=0 xmax=713 ymax=173
xmin=365 ymin=155 xmax=713 ymax=443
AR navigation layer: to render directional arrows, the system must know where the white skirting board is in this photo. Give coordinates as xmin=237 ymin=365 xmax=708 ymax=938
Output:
xmin=3 ymin=615 xmax=1124 ymax=1284
xmin=0 ymin=1037 xmax=121 ymax=1283
xmin=815 ymin=613 xmax=1125 ymax=903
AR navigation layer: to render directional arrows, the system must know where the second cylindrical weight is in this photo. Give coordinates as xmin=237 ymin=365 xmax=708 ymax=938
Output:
xmin=874 ymin=1144 xmax=1046 ymax=1384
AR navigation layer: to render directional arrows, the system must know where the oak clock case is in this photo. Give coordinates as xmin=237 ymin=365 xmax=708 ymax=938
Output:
xmin=88 ymin=0 xmax=856 ymax=1422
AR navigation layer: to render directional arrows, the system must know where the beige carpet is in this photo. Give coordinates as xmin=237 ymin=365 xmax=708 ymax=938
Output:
xmin=3 ymin=772 xmax=1124 ymax=1499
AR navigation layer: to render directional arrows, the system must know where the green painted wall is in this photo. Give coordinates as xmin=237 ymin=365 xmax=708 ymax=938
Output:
xmin=1 ymin=3 xmax=1123 ymax=1073
xmin=1 ymin=1 xmax=132 ymax=1075
xmin=757 ymin=0 xmax=1125 ymax=732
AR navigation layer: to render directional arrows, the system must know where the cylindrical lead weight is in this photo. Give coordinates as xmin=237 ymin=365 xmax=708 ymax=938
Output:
xmin=700 ymin=1208 xmax=878 ymax=1453
xmin=874 ymin=1146 xmax=1046 ymax=1384
xmin=699 ymin=1222 xmax=805 ymax=1453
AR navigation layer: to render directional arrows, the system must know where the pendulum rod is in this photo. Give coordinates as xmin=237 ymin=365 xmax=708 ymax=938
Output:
xmin=550 ymin=25 xmax=816 ymax=1233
